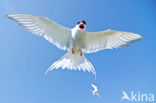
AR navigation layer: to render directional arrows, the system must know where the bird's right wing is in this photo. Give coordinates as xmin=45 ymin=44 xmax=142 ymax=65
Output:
xmin=83 ymin=30 xmax=142 ymax=53
xmin=7 ymin=14 xmax=71 ymax=50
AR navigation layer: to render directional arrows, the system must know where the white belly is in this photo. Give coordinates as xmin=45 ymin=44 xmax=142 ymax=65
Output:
xmin=71 ymin=31 xmax=85 ymax=53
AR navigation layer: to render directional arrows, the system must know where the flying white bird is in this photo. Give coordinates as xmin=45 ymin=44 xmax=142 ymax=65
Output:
xmin=6 ymin=13 xmax=142 ymax=76
xmin=121 ymin=91 xmax=130 ymax=101
xmin=91 ymin=84 xmax=100 ymax=97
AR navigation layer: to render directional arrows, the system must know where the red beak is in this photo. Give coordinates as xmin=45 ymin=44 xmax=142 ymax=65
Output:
xmin=79 ymin=24 xmax=85 ymax=31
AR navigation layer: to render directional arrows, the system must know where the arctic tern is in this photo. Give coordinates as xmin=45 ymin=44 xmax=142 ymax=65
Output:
xmin=91 ymin=84 xmax=100 ymax=97
xmin=6 ymin=14 xmax=142 ymax=76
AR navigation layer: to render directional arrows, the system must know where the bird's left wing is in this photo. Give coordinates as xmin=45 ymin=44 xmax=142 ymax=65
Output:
xmin=7 ymin=14 xmax=71 ymax=50
xmin=83 ymin=30 xmax=142 ymax=53
xmin=91 ymin=84 xmax=97 ymax=90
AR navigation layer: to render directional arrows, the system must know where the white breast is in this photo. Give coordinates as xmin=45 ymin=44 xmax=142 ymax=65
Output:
xmin=70 ymin=28 xmax=85 ymax=53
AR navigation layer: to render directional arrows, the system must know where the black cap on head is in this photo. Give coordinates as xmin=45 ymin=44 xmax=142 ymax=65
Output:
xmin=77 ymin=20 xmax=86 ymax=25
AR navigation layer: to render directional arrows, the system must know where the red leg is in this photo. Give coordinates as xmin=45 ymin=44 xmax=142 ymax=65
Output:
xmin=80 ymin=50 xmax=82 ymax=56
xmin=72 ymin=48 xmax=74 ymax=54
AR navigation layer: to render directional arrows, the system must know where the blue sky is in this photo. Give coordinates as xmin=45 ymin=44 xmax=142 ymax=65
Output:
xmin=0 ymin=0 xmax=156 ymax=103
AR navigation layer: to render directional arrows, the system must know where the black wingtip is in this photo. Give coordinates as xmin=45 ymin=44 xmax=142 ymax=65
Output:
xmin=5 ymin=14 xmax=12 ymax=19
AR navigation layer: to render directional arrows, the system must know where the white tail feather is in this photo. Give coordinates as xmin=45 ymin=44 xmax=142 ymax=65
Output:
xmin=45 ymin=51 xmax=96 ymax=77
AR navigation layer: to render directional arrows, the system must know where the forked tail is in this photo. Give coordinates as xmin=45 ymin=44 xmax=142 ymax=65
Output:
xmin=45 ymin=51 xmax=96 ymax=78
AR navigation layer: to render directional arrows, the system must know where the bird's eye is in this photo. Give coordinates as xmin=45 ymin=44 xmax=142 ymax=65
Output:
xmin=77 ymin=21 xmax=81 ymax=25
xmin=82 ymin=20 xmax=86 ymax=25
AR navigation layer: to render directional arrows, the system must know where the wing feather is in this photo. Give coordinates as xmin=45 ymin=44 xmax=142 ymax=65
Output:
xmin=91 ymin=84 xmax=97 ymax=90
xmin=83 ymin=30 xmax=142 ymax=53
xmin=7 ymin=13 xmax=71 ymax=50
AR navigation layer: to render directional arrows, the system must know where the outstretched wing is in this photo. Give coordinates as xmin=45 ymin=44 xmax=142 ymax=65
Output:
xmin=7 ymin=14 xmax=71 ymax=50
xmin=83 ymin=30 xmax=142 ymax=53
xmin=91 ymin=84 xmax=97 ymax=90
